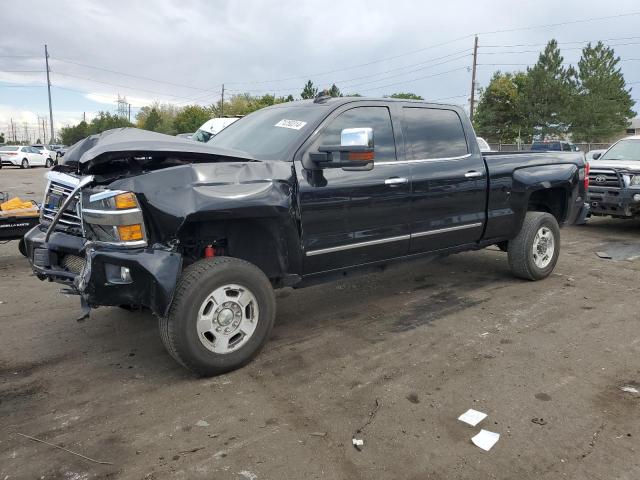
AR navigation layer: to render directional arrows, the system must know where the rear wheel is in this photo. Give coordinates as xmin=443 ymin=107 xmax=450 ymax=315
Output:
xmin=159 ymin=257 xmax=275 ymax=376
xmin=21 ymin=158 xmax=29 ymax=169
xmin=45 ymin=158 xmax=52 ymax=168
xmin=508 ymin=212 xmax=560 ymax=280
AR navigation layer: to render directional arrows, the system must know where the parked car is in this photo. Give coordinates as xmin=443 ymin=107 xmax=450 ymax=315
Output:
xmin=22 ymin=98 xmax=587 ymax=375
xmin=49 ymin=144 xmax=67 ymax=160
xmin=531 ymin=140 xmax=580 ymax=152
xmin=585 ymin=149 xmax=606 ymax=162
xmin=477 ymin=137 xmax=491 ymax=152
xmin=175 ymin=133 xmax=194 ymax=140
xmin=31 ymin=144 xmax=57 ymax=165
xmin=0 ymin=145 xmax=50 ymax=168
xmin=192 ymin=117 xmax=240 ymax=142
xmin=587 ymin=135 xmax=640 ymax=219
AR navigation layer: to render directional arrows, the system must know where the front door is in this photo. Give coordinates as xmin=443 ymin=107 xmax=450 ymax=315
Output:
xmin=296 ymin=104 xmax=412 ymax=274
xmin=401 ymin=106 xmax=487 ymax=253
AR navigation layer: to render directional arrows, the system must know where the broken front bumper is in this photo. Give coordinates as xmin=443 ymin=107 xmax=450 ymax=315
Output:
xmin=23 ymin=225 xmax=182 ymax=316
xmin=587 ymin=188 xmax=640 ymax=218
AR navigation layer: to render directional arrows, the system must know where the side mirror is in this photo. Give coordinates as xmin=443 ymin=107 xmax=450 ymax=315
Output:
xmin=592 ymin=152 xmax=601 ymax=160
xmin=309 ymin=127 xmax=374 ymax=171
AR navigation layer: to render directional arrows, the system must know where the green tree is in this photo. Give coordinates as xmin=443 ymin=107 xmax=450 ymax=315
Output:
xmin=520 ymin=39 xmax=576 ymax=139
xmin=0 ymin=132 xmax=5 ymax=143
xmin=136 ymin=102 xmax=179 ymax=135
xmin=473 ymin=72 xmax=527 ymax=143
xmin=59 ymin=120 xmax=89 ymax=145
xmin=301 ymin=80 xmax=318 ymax=99
xmin=388 ymin=92 xmax=424 ymax=100
xmin=173 ymin=105 xmax=212 ymax=133
xmin=143 ymin=108 xmax=162 ymax=131
xmin=569 ymin=42 xmax=636 ymax=142
xmin=328 ymin=84 xmax=341 ymax=97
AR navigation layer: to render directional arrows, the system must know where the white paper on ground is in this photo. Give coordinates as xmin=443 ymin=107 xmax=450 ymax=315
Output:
xmin=471 ymin=429 xmax=500 ymax=451
xmin=352 ymin=438 xmax=364 ymax=446
xmin=457 ymin=409 xmax=487 ymax=427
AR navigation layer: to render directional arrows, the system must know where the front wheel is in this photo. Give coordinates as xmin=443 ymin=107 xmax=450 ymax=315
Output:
xmin=21 ymin=158 xmax=29 ymax=169
xmin=159 ymin=257 xmax=276 ymax=376
xmin=508 ymin=212 xmax=560 ymax=280
xmin=45 ymin=158 xmax=53 ymax=168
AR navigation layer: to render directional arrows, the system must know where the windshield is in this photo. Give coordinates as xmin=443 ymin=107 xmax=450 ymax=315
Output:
xmin=192 ymin=129 xmax=213 ymax=143
xmin=0 ymin=146 xmax=18 ymax=151
xmin=208 ymin=105 xmax=327 ymax=161
xmin=600 ymin=139 xmax=640 ymax=161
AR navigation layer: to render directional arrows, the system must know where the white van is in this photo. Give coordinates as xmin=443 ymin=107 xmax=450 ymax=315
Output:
xmin=192 ymin=117 xmax=240 ymax=142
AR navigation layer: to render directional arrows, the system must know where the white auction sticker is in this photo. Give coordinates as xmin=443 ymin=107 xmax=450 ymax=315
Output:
xmin=274 ymin=119 xmax=307 ymax=130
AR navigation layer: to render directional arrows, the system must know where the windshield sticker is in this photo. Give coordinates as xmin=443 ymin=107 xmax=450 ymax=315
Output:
xmin=274 ymin=119 xmax=307 ymax=130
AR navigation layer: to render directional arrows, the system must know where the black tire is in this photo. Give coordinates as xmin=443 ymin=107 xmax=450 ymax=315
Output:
xmin=159 ymin=257 xmax=276 ymax=376
xmin=45 ymin=158 xmax=52 ymax=168
xmin=496 ymin=241 xmax=508 ymax=252
xmin=508 ymin=212 xmax=560 ymax=280
xmin=21 ymin=158 xmax=29 ymax=169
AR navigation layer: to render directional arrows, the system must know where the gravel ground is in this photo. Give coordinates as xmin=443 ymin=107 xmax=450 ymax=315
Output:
xmin=0 ymin=167 xmax=639 ymax=480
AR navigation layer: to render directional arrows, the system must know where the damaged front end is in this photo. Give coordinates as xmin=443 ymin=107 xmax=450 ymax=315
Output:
xmin=23 ymin=169 xmax=183 ymax=318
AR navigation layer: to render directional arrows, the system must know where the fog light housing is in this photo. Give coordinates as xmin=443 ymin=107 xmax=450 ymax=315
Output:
xmin=105 ymin=264 xmax=133 ymax=284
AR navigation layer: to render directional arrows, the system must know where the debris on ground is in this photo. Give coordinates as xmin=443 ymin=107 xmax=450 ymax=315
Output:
xmin=596 ymin=251 xmax=612 ymax=259
xmin=531 ymin=417 xmax=548 ymax=425
xmin=16 ymin=432 xmax=113 ymax=465
xmin=309 ymin=432 xmax=327 ymax=437
xmin=458 ymin=409 xmax=487 ymax=427
xmin=351 ymin=398 xmax=380 ymax=451
xmin=619 ymin=384 xmax=640 ymax=395
xmin=471 ymin=429 xmax=500 ymax=452
xmin=195 ymin=420 xmax=210 ymax=427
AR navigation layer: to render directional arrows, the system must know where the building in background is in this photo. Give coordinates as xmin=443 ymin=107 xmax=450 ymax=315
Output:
xmin=626 ymin=118 xmax=640 ymax=135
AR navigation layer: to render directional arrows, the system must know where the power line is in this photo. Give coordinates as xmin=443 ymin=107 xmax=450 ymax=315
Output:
xmin=481 ymin=35 xmax=640 ymax=48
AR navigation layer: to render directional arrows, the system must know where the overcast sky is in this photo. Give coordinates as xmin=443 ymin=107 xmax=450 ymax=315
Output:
xmin=1 ymin=0 xmax=639 ymax=139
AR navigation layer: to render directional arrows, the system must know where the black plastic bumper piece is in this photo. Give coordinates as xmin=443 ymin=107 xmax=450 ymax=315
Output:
xmin=23 ymin=225 xmax=182 ymax=316
xmin=587 ymin=188 xmax=640 ymax=218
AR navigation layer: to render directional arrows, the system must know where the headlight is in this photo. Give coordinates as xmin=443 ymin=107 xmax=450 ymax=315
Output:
xmin=630 ymin=175 xmax=640 ymax=186
xmin=81 ymin=190 xmax=147 ymax=246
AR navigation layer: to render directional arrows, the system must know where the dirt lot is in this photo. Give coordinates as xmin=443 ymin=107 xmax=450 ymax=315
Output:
xmin=1 ymin=166 xmax=639 ymax=480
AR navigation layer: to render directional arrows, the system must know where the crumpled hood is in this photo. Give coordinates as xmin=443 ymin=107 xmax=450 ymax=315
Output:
xmin=589 ymin=160 xmax=640 ymax=172
xmin=61 ymin=127 xmax=257 ymax=167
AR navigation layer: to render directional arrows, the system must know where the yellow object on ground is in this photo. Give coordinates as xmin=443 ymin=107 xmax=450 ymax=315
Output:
xmin=0 ymin=197 xmax=39 ymax=217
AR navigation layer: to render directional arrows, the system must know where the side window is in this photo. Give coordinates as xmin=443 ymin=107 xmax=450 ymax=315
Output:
xmin=403 ymin=108 xmax=468 ymax=160
xmin=562 ymin=143 xmax=571 ymax=152
xmin=314 ymin=106 xmax=397 ymax=162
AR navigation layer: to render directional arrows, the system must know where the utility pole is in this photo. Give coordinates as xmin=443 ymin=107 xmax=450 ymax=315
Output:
xmin=221 ymin=84 xmax=225 ymax=116
xmin=45 ymin=44 xmax=55 ymax=143
xmin=469 ymin=35 xmax=479 ymax=122
xmin=83 ymin=112 xmax=86 ymax=122
xmin=128 ymin=103 xmax=131 ymax=123
xmin=10 ymin=118 xmax=15 ymax=143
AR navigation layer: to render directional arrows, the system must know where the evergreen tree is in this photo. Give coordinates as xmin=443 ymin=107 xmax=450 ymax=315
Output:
xmin=143 ymin=108 xmax=162 ymax=131
xmin=570 ymin=42 xmax=636 ymax=142
xmin=520 ymin=40 xmax=576 ymax=139
xmin=388 ymin=92 xmax=424 ymax=100
xmin=328 ymin=84 xmax=341 ymax=97
xmin=301 ymin=80 xmax=318 ymax=99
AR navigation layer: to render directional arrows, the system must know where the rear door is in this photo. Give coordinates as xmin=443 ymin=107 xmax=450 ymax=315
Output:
xmin=29 ymin=147 xmax=45 ymax=166
xmin=402 ymin=106 xmax=487 ymax=253
xmin=296 ymin=103 xmax=411 ymax=273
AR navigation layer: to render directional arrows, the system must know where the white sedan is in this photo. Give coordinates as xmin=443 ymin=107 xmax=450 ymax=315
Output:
xmin=0 ymin=145 xmax=51 ymax=168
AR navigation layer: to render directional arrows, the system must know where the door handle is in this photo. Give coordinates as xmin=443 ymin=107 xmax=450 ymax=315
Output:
xmin=385 ymin=177 xmax=408 ymax=185
xmin=464 ymin=171 xmax=484 ymax=178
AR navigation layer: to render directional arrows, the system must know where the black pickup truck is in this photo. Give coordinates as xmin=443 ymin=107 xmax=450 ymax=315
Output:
xmin=22 ymin=97 xmax=588 ymax=375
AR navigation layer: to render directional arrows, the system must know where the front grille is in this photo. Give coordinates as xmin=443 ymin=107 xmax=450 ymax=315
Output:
xmin=60 ymin=254 xmax=86 ymax=274
xmin=42 ymin=180 xmax=82 ymax=231
xmin=589 ymin=169 xmax=622 ymax=189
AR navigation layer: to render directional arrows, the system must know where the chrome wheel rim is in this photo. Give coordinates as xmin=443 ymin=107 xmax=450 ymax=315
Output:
xmin=196 ymin=284 xmax=259 ymax=354
xmin=532 ymin=226 xmax=555 ymax=269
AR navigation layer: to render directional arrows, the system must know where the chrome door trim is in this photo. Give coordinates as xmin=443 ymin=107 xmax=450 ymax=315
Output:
xmin=304 ymin=222 xmax=483 ymax=256
xmin=305 ymin=234 xmax=410 ymax=256
xmin=384 ymin=177 xmax=409 ymax=185
xmin=411 ymin=222 xmax=483 ymax=238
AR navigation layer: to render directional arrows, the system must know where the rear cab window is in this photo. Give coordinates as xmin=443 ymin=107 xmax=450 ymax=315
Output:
xmin=402 ymin=107 xmax=468 ymax=160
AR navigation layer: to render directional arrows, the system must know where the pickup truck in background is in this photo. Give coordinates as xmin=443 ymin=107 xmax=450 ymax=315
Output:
xmin=22 ymin=97 xmax=588 ymax=375
xmin=587 ymin=135 xmax=640 ymax=219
